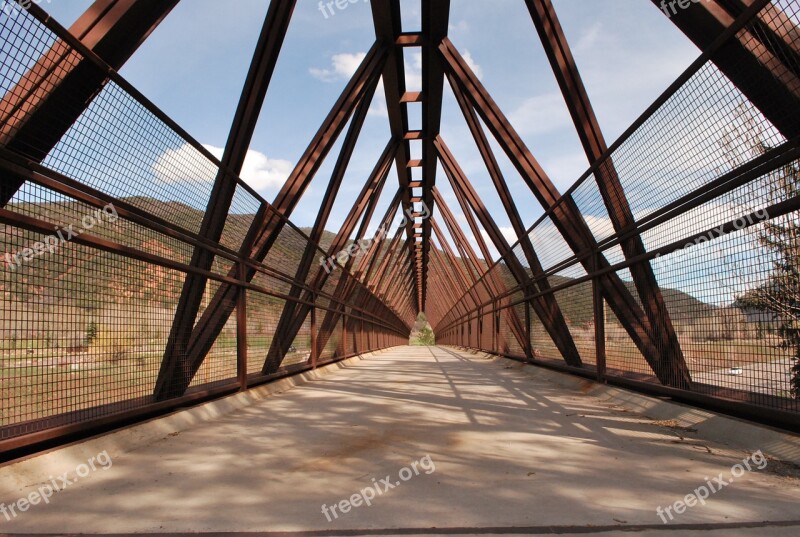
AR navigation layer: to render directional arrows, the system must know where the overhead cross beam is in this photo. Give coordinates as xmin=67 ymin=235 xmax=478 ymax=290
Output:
xmin=419 ymin=0 xmax=451 ymax=311
xmin=371 ymin=0 xmax=420 ymax=314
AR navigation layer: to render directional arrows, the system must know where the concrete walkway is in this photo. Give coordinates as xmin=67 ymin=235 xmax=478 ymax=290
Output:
xmin=1 ymin=346 xmax=799 ymax=536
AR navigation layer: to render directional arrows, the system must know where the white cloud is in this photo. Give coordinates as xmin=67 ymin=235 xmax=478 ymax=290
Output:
xmin=449 ymin=20 xmax=470 ymax=33
xmin=479 ymin=226 xmax=518 ymax=252
xmin=309 ymin=52 xmax=367 ymax=82
xmin=461 ymin=50 xmax=483 ymax=80
xmin=310 ymin=52 xmax=390 ymax=117
xmin=152 ymin=143 xmax=292 ymax=195
xmin=574 ymin=22 xmax=604 ymax=54
xmin=509 ymin=92 xmax=573 ymax=136
xmin=537 ymin=151 xmax=590 ymax=192
xmin=151 ymin=143 xmax=218 ymax=184
xmin=203 ymin=145 xmax=292 ymax=193
xmin=405 ymin=51 xmax=423 ymax=90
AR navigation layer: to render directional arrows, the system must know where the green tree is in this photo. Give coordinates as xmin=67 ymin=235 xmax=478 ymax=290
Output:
xmin=717 ymin=103 xmax=800 ymax=399
xmin=737 ymin=160 xmax=800 ymax=398
xmin=416 ymin=326 xmax=436 ymax=346
xmin=410 ymin=313 xmax=436 ymax=346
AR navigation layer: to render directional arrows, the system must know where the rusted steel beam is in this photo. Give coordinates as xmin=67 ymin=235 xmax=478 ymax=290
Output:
xmin=436 ymin=137 xmax=582 ymax=367
xmin=439 ymin=229 xmax=488 ymax=322
xmin=652 ymin=0 xmax=799 ymax=138
xmin=432 ymin=187 xmax=528 ymax=351
xmin=429 ymin=237 xmax=472 ymax=319
xmin=0 ymin=0 xmax=180 ymax=206
xmin=427 ymin=245 xmax=465 ymax=319
xmin=446 ymin=171 xmax=494 ymax=267
xmin=369 ymin=228 xmax=405 ymax=294
xmin=313 ymin=147 xmax=399 ymax=335
xmin=430 ymin=219 xmax=481 ymax=310
xmin=378 ymin=239 xmax=414 ymax=303
xmin=447 ymin=72 xmax=549 ymax=286
xmin=446 ymin=75 xmax=582 ymax=361
xmin=440 ymin=170 xmax=531 ymax=348
xmin=355 ymin=196 xmax=403 ymax=286
xmin=155 ymin=44 xmax=388 ymax=399
xmin=335 ymin=194 xmax=405 ymax=325
xmin=156 ymin=0 xmax=297 ymax=399
xmin=433 ymin=187 xmax=496 ymax=310
xmin=433 ymin=193 xmax=485 ymax=288
xmin=376 ymin=238 xmax=411 ymax=301
xmin=264 ymin=140 xmax=396 ymax=373
xmin=257 ymin=74 xmax=380 ymax=375
xmin=236 ymin=263 xmax=248 ymax=391
xmin=439 ymin=38 xmax=691 ymax=388
xmin=525 ymin=0 xmax=683 ymax=377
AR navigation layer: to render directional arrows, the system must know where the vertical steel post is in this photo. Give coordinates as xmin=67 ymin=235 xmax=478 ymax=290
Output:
xmin=492 ymin=300 xmax=497 ymax=354
xmin=593 ymin=252 xmax=607 ymax=382
xmin=236 ymin=263 xmax=248 ymax=391
xmin=310 ymin=296 xmax=318 ymax=369
xmin=341 ymin=313 xmax=348 ymax=357
xmin=525 ymin=301 xmax=533 ymax=362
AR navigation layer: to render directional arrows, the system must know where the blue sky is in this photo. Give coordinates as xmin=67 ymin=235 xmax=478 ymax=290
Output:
xmin=42 ymin=0 xmax=760 ymax=301
xmin=44 ymin=0 xmax=701 ymax=230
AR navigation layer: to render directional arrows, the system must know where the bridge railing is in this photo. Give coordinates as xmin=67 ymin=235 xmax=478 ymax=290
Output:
xmin=433 ymin=0 xmax=800 ymax=430
xmin=0 ymin=2 xmax=411 ymax=456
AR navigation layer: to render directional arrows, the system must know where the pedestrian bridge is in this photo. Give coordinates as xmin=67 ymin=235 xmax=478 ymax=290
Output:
xmin=1 ymin=0 xmax=800 ymax=534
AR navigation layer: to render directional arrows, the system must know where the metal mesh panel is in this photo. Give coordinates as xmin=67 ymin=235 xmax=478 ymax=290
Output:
xmin=529 ymin=308 xmax=561 ymax=362
xmin=189 ymin=279 xmax=237 ymax=388
xmin=320 ymin=317 xmax=343 ymax=362
xmin=39 ymin=80 xmax=214 ymax=232
xmin=284 ymin=311 xmax=312 ymax=368
xmin=613 ymin=70 xmax=786 ymax=223
xmin=0 ymin=5 xmax=409 ymax=449
xmin=0 ymin=237 xmax=178 ymax=434
xmin=435 ymin=0 xmax=800 ymax=425
xmin=0 ymin=3 xmax=76 ymax=148
xmin=571 ymin=175 xmax=615 ymax=243
xmin=481 ymin=309 xmax=493 ymax=353
xmin=553 ymin=284 xmax=593 ymax=364
xmin=220 ymin=185 xmax=261 ymax=252
xmin=527 ymin=217 xmax=574 ymax=273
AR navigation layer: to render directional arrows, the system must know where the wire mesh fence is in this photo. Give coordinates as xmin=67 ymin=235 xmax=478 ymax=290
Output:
xmin=0 ymin=4 xmax=411 ymax=451
xmin=434 ymin=0 xmax=800 ymax=426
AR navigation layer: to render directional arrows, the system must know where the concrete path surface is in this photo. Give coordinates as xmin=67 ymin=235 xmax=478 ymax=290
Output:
xmin=1 ymin=346 xmax=799 ymax=536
